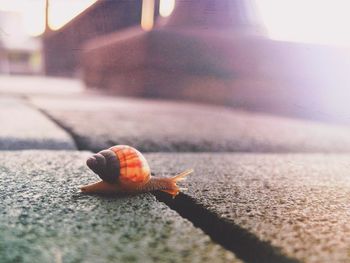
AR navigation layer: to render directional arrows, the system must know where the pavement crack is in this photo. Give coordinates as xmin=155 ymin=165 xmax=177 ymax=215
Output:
xmin=154 ymin=191 xmax=300 ymax=263
xmin=33 ymin=108 xmax=83 ymax=150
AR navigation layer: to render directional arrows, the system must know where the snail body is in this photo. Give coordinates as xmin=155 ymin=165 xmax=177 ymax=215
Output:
xmin=81 ymin=145 xmax=192 ymax=197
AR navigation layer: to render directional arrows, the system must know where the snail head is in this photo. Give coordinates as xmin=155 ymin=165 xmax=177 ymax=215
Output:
xmin=86 ymin=149 xmax=120 ymax=183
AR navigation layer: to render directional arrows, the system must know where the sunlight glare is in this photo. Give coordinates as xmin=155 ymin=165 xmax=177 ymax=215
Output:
xmin=49 ymin=0 xmax=97 ymax=30
xmin=0 ymin=0 xmax=98 ymax=36
xmin=255 ymin=0 xmax=350 ymax=46
xmin=159 ymin=0 xmax=175 ymax=17
xmin=141 ymin=0 xmax=155 ymax=31
xmin=0 ymin=0 xmax=45 ymax=36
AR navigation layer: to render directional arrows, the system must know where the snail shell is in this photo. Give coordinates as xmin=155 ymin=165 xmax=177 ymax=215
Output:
xmin=86 ymin=145 xmax=150 ymax=190
xmin=82 ymin=145 xmax=193 ymax=197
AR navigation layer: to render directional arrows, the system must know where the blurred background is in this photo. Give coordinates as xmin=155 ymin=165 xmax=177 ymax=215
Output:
xmin=2 ymin=0 xmax=350 ymax=124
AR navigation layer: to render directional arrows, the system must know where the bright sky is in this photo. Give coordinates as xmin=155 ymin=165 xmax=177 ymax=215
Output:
xmin=0 ymin=0 xmax=97 ymax=36
xmin=255 ymin=0 xmax=350 ymax=46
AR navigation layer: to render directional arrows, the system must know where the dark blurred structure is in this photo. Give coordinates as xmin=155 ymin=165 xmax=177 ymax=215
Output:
xmin=81 ymin=0 xmax=263 ymax=101
xmin=43 ymin=0 xmax=260 ymax=82
xmin=43 ymin=0 xmax=144 ymax=76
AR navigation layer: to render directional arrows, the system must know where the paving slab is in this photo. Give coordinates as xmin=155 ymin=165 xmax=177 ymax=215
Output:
xmin=0 ymin=75 xmax=83 ymax=96
xmin=32 ymin=96 xmax=350 ymax=153
xmin=146 ymin=153 xmax=350 ymax=263
xmin=0 ymin=97 xmax=76 ymax=150
xmin=0 ymin=151 xmax=238 ymax=263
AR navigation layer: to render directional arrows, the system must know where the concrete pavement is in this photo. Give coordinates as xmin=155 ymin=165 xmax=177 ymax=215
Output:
xmin=0 ymin=151 xmax=238 ymax=263
xmin=0 ymin=82 xmax=239 ymax=262
xmin=0 ymin=75 xmax=83 ymax=96
xmin=3 ymin=75 xmax=350 ymax=262
xmin=32 ymin=95 xmax=350 ymax=153
xmin=0 ymin=97 xmax=76 ymax=150
xmin=148 ymin=153 xmax=350 ymax=263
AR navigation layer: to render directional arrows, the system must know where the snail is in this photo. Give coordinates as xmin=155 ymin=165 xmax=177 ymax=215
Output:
xmin=81 ymin=145 xmax=193 ymax=197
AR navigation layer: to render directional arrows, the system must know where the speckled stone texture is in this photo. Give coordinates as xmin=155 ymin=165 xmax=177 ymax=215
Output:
xmin=0 ymin=151 xmax=238 ymax=263
xmin=146 ymin=153 xmax=350 ymax=263
xmin=31 ymin=96 xmax=350 ymax=152
xmin=0 ymin=97 xmax=76 ymax=150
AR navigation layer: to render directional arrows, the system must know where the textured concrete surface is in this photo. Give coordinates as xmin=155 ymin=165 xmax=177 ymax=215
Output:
xmin=146 ymin=153 xmax=350 ymax=263
xmin=32 ymin=96 xmax=350 ymax=153
xmin=0 ymin=151 xmax=238 ymax=263
xmin=0 ymin=97 xmax=76 ymax=150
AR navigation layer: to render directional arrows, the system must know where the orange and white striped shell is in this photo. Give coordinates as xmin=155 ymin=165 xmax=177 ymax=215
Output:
xmin=86 ymin=145 xmax=151 ymax=190
xmin=110 ymin=145 xmax=150 ymax=189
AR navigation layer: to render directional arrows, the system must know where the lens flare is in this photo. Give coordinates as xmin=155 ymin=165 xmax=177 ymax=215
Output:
xmin=255 ymin=0 xmax=350 ymax=46
xmin=159 ymin=0 xmax=175 ymax=17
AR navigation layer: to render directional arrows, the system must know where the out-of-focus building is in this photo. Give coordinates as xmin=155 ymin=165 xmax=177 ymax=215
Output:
xmin=80 ymin=0 xmax=263 ymax=101
xmin=0 ymin=11 xmax=42 ymax=75
xmin=43 ymin=0 xmax=146 ymax=77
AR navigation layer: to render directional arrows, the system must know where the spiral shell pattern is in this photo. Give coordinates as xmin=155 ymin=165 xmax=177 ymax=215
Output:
xmin=109 ymin=145 xmax=151 ymax=189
